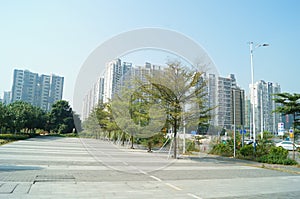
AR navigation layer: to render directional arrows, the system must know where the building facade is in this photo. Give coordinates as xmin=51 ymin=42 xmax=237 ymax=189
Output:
xmin=82 ymin=59 xmax=163 ymax=120
xmin=48 ymin=74 xmax=64 ymax=110
xmin=11 ymin=69 xmax=64 ymax=111
xmin=3 ymin=91 xmax=11 ymax=105
xmin=82 ymin=76 xmax=105 ymax=121
xmin=203 ymin=73 xmax=245 ymax=130
xmin=249 ymin=80 xmax=281 ymax=134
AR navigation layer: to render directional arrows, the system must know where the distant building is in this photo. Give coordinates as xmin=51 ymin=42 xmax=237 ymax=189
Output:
xmin=103 ymin=59 xmax=123 ymax=103
xmin=82 ymin=76 xmax=105 ymax=121
xmin=48 ymin=74 xmax=64 ymax=110
xmin=82 ymin=59 xmax=163 ymax=121
xmin=11 ymin=69 xmax=64 ymax=111
xmin=249 ymin=80 xmax=281 ymax=134
xmin=203 ymin=73 xmax=244 ymax=130
xmin=3 ymin=91 xmax=11 ymax=105
xmin=244 ymin=95 xmax=251 ymax=132
xmin=11 ymin=69 xmax=38 ymax=103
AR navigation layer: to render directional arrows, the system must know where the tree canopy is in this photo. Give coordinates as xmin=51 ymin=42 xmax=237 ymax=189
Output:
xmin=49 ymin=100 xmax=75 ymax=134
xmin=136 ymin=61 xmax=211 ymax=158
xmin=0 ymin=100 xmax=78 ymax=135
xmin=274 ymin=92 xmax=300 ymax=160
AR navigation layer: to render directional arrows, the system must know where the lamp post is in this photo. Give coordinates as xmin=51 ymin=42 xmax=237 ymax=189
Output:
xmin=233 ymin=89 xmax=236 ymax=157
xmin=249 ymin=42 xmax=269 ymax=150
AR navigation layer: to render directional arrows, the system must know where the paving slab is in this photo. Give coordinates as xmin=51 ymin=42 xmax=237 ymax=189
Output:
xmin=0 ymin=136 xmax=299 ymax=198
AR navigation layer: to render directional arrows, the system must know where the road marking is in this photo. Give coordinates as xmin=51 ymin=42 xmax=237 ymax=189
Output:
xmin=165 ymin=183 xmax=182 ymax=191
xmin=187 ymin=193 xmax=203 ymax=199
xmin=149 ymin=175 xmax=162 ymax=182
xmin=122 ymin=162 xmax=129 ymax=165
xmin=138 ymin=170 xmax=147 ymax=174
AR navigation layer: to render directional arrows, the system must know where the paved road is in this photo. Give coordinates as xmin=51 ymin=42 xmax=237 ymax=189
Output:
xmin=0 ymin=136 xmax=300 ymax=199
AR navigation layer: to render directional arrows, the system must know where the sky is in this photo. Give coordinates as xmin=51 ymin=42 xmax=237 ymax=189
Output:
xmin=1 ymin=0 xmax=299 ymax=113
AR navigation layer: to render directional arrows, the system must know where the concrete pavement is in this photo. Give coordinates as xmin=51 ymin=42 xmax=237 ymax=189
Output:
xmin=0 ymin=136 xmax=299 ymax=198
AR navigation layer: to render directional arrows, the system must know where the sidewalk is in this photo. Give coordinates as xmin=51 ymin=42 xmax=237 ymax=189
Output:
xmin=183 ymin=152 xmax=300 ymax=175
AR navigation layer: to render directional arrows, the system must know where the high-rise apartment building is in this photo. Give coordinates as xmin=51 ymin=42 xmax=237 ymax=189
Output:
xmin=48 ymin=74 xmax=64 ymax=110
xmin=37 ymin=75 xmax=51 ymax=110
xmin=103 ymin=59 xmax=123 ymax=103
xmin=249 ymin=80 xmax=281 ymax=134
xmin=203 ymin=73 xmax=244 ymax=130
xmin=82 ymin=76 xmax=105 ymax=120
xmin=82 ymin=59 xmax=163 ymax=120
xmin=3 ymin=91 xmax=11 ymax=105
xmin=11 ymin=69 xmax=38 ymax=103
xmin=11 ymin=69 xmax=64 ymax=111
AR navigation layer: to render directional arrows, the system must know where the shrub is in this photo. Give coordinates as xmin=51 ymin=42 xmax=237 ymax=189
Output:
xmin=257 ymin=146 xmax=298 ymax=165
xmin=255 ymin=143 xmax=273 ymax=157
xmin=210 ymin=142 xmax=233 ymax=157
xmin=186 ymin=140 xmax=199 ymax=152
xmin=239 ymin=144 xmax=254 ymax=158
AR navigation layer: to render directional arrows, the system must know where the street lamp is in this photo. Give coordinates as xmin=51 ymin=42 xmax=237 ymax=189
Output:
xmin=249 ymin=42 xmax=269 ymax=150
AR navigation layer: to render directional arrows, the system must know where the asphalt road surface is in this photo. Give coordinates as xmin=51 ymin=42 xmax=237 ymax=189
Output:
xmin=0 ymin=136 xmax=300 ymax=199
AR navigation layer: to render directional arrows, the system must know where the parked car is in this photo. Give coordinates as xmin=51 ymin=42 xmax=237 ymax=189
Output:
xmin=275 ymin=141 xmax=300 ymax=151
xmin=243 ymin=139 xmax=253 ymax=145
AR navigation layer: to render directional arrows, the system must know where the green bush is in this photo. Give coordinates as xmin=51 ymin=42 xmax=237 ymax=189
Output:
xmin=0 ymin=133 xmax=30 ymax=140
xmin=239 ymin=144 xmax=254 ymax=158
xmin=257 ymin=146 xmax=298 ymax=165
xmin=186 ymin=140 xmax=199 ymax=152
xmin=210 ymin=142 xmax=233 ymax=157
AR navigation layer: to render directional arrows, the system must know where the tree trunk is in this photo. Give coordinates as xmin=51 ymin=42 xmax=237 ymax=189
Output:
xmin=130 ymin=135 xmax=134 ymax=149
xmin=121 ymin=132 xmax=125 ymax=146
xmin=173 ymin=120 xmax=177 ymax=159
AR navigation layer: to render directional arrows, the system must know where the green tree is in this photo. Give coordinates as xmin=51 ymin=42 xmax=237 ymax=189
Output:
xmin=82 ymin=109 xmax=101 ymax=138
xmin=7 ymin=101 xmax=33 ymax=133
xmin=138 ymin=61 xmax=211 ymax=158
xmin=274 ymin=93 xmax=300 ymax=160
xmin=111 ymin=83 xmax=165 ymax=149
xmin=49 ymin=100 xmax=74 ymax=134
xmin=0 ymin=103 xmax=5 ymax=133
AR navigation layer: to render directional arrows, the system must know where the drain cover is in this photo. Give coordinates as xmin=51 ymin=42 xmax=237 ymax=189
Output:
xmin=34 ymin=175 xmax=75 ymax=183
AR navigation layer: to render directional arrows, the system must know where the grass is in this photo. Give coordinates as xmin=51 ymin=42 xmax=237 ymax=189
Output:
xmin=0 ymin=133 xmax=37 ymax=145
xmin=46 ymin=132 xmax=78 ymax=137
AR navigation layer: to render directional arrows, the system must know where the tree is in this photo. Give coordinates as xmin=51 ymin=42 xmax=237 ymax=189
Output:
xmin=82 ymin=109 xmax=101 ymax=138
xmin=111 ymin=83 xmax=165 ymax=149
xmin=274 ymin=93 xmax=300 ymax=160
xmin=49 ymin=100 xmax=75 ymax=133
xmin=0 ymin=103 xmax=5 ymax=133
xmin=138 ymin=61 xmax=212 ymax=158
xmin=7 ymin=101 xmax=33 ymax=133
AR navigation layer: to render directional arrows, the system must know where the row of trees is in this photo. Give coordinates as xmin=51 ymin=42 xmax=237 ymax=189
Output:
xmin=0 ymin=100 xmax=79 ymax=134
xmin=82 ymin=61 xmax=212 ymax=158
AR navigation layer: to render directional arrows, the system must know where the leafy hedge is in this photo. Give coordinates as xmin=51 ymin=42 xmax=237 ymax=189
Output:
xmin=257 ymin=146 xmax=298 ymax=165
xmin=0 ymin=133 xmax=37 ymax=145
xmin=210 ymin=142 xmax=233 ymax=157
xmin=210 ymin=139 xmax=298 ymax=165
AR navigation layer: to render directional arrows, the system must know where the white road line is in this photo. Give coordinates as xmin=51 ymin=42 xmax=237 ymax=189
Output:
xmin=187 ymin=193 xmax=203 ymax=199
xmin=165 ymin=183 xmax=182 ymax=191
xmin=149 ymin=175 xmax=162 ymax=182
xmin=122 ymin=162 xmax=129 ymax=165
xmin=138 ymin=170 xmax=147 ymax=174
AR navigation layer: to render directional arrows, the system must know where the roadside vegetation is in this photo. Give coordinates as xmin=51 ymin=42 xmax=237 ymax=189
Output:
xmin=82 ymin=61 xmax=211 ymax=158
xmin=0 ymin=100 xmax=81 ymax=145
xmin=209 ymin=130 xmax=299 ymax=165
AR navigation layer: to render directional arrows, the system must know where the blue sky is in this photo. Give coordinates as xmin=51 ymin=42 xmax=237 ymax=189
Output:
xmin=1 ymin=0 xmax=299 ymax=109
